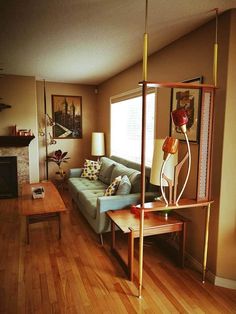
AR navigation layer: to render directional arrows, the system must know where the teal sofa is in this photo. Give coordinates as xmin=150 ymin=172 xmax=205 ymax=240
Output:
xmin=68 ymin=156 xmax=157 ymax=241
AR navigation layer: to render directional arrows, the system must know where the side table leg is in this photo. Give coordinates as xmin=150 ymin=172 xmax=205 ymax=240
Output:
xmin=111 ymin=220 xmax=115 ymax=250
xmin=202 ymin=203 xmax=211 ymax=283
xmin=26 ymin=216 xmax=30 ymax=244
xmin=58 ymin=213 xmax=61 ymax=240
xmin=128 ymin=229 xmax=134 ymax=281
xmin=179 ymin=222 xmax=186 ymax=268
xmin=138 ymin=209 xmax=145 ymax=298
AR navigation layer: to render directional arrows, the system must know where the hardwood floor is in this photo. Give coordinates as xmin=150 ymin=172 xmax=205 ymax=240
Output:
xmin=0 ymin=191 xmax=235 ymax=313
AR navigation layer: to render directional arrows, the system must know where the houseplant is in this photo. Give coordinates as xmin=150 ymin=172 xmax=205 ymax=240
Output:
xmin=47 ymin=149 xmax=70 ymax=177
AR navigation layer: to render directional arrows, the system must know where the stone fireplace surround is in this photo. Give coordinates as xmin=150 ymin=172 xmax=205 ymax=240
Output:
xmin=0 ymin=136 xmax=35 ymax=196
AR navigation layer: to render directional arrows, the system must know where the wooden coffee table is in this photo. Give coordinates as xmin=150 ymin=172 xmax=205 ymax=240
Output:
xmin=20 ymin=181 xmax=67 ymax=244
xmin=107 ymin=209 xmax=187 ymax=281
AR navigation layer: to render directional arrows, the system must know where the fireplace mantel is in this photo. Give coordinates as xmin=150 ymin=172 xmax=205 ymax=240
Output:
xmin=0 ymin=135 xmax=35 ymax=147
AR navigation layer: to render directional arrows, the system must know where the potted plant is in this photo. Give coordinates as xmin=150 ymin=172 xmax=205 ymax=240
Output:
xmin=47 ymin=149 xmax=70 ymax=178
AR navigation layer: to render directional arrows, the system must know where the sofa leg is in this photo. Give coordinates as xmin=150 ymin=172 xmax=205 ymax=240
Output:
xmin=100 ymin=234 xmax=104 ymax=246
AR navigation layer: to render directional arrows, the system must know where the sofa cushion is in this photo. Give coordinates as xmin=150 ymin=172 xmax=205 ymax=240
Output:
xmin=81 ymin=159 xmax=101 ymax=180
xmin=68 ymin=177 xmax=107 ymax=192
xmin=79 ymin=190 xmax=104 ymax=219
xmin=110 ymin=164 xmax=141 ymax=193
xmin=98 ymin=157 xmax=116 ymax=185
xmin=116 ymin=175 xmax=132 ymax=195
xmin=104 ymin=176 xmax=122 ymax=196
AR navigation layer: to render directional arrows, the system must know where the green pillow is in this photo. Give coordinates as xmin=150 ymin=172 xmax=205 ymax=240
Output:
xmin=98 ymin=158 xmax=115 ymax=185
xmin=116 ymin=175 xmax=131 ymax=195
xmin=110 ymin=164 xmax=141 ymax=193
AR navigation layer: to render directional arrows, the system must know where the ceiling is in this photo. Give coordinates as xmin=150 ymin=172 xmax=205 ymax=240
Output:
xmin=0 ymin=0 xmax=235 ymax=85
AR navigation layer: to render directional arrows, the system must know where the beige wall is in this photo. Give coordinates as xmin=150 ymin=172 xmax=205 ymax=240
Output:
xmin=36 ymin=81 xmax=98 ymax=180
xmin=0 ymin=75 xmax=39 ymax=183
xmin=216 ymin=10 xmax=236 ymax=280
xmin=97 ymin=11 xmax=235 ymax=282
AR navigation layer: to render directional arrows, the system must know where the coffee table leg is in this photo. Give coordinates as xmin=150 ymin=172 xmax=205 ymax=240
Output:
xmin=128 ymin=230 xmax=134 ymax=281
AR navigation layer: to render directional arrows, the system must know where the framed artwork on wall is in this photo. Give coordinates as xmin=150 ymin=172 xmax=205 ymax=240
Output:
xmin=52 ymin=95 xmax=82 ymax=139
xmin=170 ymin=77 xmax=203 ymax=143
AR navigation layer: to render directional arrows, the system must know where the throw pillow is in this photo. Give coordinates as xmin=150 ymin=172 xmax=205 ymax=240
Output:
xmin=81 ymin=159 xmax=101 ymax=180
xmin=104 ymin=176 xmax=122 ymax=196
xmin=98 ymin=159 xmax=116 ymax=185
xmin=116 ymin=175 xmax=131 ymax=195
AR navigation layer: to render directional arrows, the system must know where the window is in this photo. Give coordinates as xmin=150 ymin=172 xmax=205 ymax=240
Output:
xmin=110 ymin=89 xmax=155 ymax=166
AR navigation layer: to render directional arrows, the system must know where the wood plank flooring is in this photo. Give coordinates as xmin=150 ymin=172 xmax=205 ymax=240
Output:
xmin=0 ymin=190 xmax=235 ymax=313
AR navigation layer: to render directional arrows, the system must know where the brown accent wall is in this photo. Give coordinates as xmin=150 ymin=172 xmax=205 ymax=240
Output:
xmin=97 ymin=11 xmax=235 ymax=281
xmin=36 ymin=81 xmax=97 ymax=180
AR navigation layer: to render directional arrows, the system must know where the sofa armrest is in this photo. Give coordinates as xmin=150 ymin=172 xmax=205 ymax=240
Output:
xmin=97 ymin=191 xmax=157 ymax=213
xmin=68 ymin=168 xmax=83 ymax=178
xmin=97 ymin=193 xmax=141 ymax=213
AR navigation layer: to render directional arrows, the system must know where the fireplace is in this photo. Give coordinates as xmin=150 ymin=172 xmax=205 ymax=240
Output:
xmin=0 ymin=136 xmax=34 ymax=196
xmin=0 ymin=156 xmax=18 ymax=198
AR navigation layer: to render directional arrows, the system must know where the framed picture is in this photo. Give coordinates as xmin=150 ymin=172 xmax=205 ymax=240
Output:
xmin=52 ymin=95 xmax=82 ymax=139
xmin=170 ymin=77 xmax=203 ymax=143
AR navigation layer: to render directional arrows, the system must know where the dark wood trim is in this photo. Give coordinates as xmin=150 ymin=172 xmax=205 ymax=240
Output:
xmin=0 ymin=135 xmax=35 ymax=147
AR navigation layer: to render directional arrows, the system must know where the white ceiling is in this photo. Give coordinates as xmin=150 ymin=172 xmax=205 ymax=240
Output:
xmin=0 ymin=0 xmax=235 ymax=85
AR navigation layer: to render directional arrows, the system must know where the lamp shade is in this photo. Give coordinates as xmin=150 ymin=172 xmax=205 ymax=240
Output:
xmin=150 ymin=139 xmax=178 ymax=186
xmin=91 ymin=132 xmax=105 ymax=157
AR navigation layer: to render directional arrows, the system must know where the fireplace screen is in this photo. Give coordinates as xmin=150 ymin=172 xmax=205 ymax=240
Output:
xmin=0 ymin=156 xmax=18 ymax=198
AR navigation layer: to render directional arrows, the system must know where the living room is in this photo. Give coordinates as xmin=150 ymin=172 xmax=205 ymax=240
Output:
xmin=0 ymin=1 xmax=236 ymax=312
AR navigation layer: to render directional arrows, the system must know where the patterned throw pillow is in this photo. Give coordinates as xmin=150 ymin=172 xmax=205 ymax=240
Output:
xmin=104 ymin=176 xmax=122 ymax=196
xmin=81 ymin=159 xmax=101 ymax=180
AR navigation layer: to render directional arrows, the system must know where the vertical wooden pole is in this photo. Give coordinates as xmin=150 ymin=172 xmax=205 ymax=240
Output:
xmin=139 ymin=0 xmax=149 ymax=298
xmin=128 ymin=229 xmax=134 ymax=281
xmin=142 ymin=0 xmax=148 ymax=81
xmin=213 ymin=8 xmax=218 ymax=87
xmin=43 ymin=80 xmax=49 ymax=181
xmin=139 ymin=82 xmax=147 ymax=298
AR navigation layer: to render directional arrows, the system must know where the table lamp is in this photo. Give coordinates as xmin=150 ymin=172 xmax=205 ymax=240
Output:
xmin=91 ymin=132 xmax=105 ymax=160
xmin=171 ymin=108 xmax=191 ymax=204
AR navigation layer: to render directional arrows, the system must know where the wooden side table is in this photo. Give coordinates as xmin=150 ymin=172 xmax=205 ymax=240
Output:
xmin=107 ymin=209 xmax=187 ymax=281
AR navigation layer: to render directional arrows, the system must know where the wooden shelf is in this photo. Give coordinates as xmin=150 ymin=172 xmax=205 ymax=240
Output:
xmin=136 ymin=198 xmax=214 ymax=212
xmin=0 ymin=136 xmax=35 ymax=147
xmin=0 ymin=103 xmax=11 ymax=111
xmin=139 ymin=81 xmax=216 ymax=89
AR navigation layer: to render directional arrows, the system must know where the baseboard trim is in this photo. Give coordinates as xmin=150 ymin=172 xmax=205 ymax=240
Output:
xmin=186 ymin=250 xmax=236 ymax=290
xmin=166 ymin=238 xmax=236 ymax=290
xmin=214 ymin=276 xmax=236 ymax=290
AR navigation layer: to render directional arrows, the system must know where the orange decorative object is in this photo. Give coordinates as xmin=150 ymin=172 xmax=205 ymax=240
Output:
xmin=130 ymin=204 xmax=137 ymax=214
xmin=162 ymin=137 xmax=179 ymax=154
xmin=130 ymin=205 xmax=148 ymax=218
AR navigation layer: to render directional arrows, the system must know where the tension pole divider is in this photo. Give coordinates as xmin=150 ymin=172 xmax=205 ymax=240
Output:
xmin=213 ymin=8 xmax=218 ymax=87
xmin=139 ymin=0 xmax=149 ymax=298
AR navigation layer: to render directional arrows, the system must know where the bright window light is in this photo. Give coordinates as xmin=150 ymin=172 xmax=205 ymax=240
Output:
xmin=111 ymin=92 xmax=155 ymax=166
